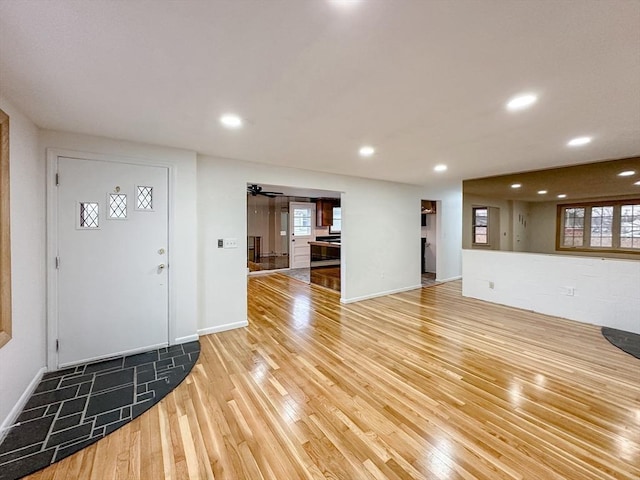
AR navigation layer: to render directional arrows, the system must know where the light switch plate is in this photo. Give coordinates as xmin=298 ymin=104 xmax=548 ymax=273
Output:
xmin=224 ymin=238 xmax=238 ymax=249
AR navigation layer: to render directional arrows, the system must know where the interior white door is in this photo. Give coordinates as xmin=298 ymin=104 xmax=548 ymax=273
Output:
xmin=56 ymin=156 xmax=169 ymax=367
xmin=290 ymin=202 xmax=315 ymax=269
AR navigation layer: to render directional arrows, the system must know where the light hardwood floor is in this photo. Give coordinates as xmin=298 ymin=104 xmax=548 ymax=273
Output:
xmin=27 ymin=275 xmax=639 ymax=479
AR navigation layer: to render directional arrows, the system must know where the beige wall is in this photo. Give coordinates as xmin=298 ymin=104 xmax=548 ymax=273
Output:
xmin=462 ymin=194 xmax=514 ymax=250
xmin=528 ymin=197 xmax=639 ymax=260
xmin=528 ymin=201 xmax=556 ymax=253
xmin=464 ymin=192 xmax=639 ymax=260
xmin=511 ymin=200 xmax=531 ymax=252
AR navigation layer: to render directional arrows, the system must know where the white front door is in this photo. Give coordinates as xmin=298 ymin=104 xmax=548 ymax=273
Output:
xmin=56 ymin=156 xmax=169 ymax=367
xmin=290 ymin=202 xmax=315 ymax=269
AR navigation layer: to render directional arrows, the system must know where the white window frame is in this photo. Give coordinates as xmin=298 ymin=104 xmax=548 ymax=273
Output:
xmin=557 ymin=199 xmax=640 ymax=253
xmin=472 ymin=206 xmax=489 ymax=246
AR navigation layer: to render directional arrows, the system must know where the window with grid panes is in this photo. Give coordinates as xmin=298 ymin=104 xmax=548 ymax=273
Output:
xmin=557 ymin=200 xmax=640 ymax=253
xmin=472 ymin=207 xmax=489 ymax=245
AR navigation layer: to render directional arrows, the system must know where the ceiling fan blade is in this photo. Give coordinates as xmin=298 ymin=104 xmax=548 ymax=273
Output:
xmin=247 ymin=184 xmax=283 ymax=197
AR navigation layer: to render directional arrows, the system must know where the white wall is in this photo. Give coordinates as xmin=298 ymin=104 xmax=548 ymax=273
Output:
xmin=462 ymin=249 xmax=640 ymax=334
xmin=0 ymin=120 xmax=465 ymax=429
xmin=39 ymin=130 xmax=198 ymax=344
xmin=0 ymin=97 xmax=47 ymax=433
xmin=432 ymin=186 xmax=463 ymax=282
xmin=197 ymin=155 xmax=464 ymax=333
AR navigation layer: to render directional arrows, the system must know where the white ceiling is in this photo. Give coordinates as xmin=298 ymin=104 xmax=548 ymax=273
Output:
xmin=1 ymin=0 xmax=639 ymax=187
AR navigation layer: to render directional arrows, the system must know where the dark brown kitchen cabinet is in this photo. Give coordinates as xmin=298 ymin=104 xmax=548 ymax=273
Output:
xmin=316 ymin=199 xmax=338 ymax=227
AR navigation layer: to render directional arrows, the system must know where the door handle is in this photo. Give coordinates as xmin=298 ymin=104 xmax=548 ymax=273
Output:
xmin=158 ymin=263 xmax=166 ymax=270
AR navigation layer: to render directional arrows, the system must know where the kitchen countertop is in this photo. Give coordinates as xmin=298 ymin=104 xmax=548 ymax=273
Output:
xmin=309 ymin=241 xmax=341 ymax=247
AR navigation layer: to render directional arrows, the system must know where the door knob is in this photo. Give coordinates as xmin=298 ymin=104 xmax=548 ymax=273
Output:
xmin=158 ymin=263 xmax=166 ymax=270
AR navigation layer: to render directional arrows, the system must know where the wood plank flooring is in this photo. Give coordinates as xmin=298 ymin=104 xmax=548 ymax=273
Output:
xmin=26 ymin=275 xmax=640 ymax=479
xmin=310 ymin=266 xmax=341 ymax=292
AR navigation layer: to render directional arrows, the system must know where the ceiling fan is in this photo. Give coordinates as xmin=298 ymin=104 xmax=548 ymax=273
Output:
xmin=247 ymin=184 xmax=284 ymax=198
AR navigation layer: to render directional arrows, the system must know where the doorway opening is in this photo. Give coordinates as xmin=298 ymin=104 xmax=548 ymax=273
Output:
xmin=421 ymin=199 xmax=438 ymax=287
xmin=246 ymin=183 xmax=342 ymax=292
xmin=247 ymin=190 xmax=291 ymax=272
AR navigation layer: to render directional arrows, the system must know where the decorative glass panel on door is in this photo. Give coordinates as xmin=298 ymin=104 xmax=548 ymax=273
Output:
xmin=109 ymin=193 xmax=127 ymax=219
xmin=79 ymin=202 xmax=99 ymax=229
xmin=136 ymin=186 xmax=153 ymax=210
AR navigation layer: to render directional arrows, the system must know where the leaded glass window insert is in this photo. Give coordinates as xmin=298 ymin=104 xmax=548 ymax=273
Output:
xmin=109 ymin=194 xmax=127 ymax=219
xmin=79 ymin=202 xmax=99 ymax=228
xmin=137 ymin=186 xmax=153 ymax=210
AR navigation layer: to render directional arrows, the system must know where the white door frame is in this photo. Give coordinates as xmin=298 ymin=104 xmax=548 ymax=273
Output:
xmin=46 ymin=148 xmax=176 ymax=369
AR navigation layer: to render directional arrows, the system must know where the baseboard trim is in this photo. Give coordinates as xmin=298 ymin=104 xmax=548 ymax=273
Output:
xmin=436 ymin=275 xmax=462 ymax=283
xmin=341 ymin=284 xmax=423 ymax=304
xmin=198 ymin=320 xmax=249 ymax=336
xmin=0 ymin=366 xmax=47 ymax=443
xmin=173 ymin=334 xmax=199 ymax=345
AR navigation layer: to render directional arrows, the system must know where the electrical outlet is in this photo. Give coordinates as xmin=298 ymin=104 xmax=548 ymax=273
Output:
xmin=489 ymin=281 xmax=495 ymax=289
xmin=223 ymin=238 xmax=238 ymax=249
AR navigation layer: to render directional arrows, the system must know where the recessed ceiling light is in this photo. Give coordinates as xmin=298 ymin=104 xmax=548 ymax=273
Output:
xmin=618 ymin=170 xmax=636 ymax=177
xmin=220 ymin=114 xmax=243 ymax=129
xmin=434 ymin=164 xmax=447 ymax=172
xmin=511 ymin=183 xmax=522 ymax=189
xmin=359 ymin=146 xmax=375 ymax=157
xmin=635 ymin=181 xmax=640 ymax=186
xmin=537 ymin=190 xmax=548 ymax=195
xmin=567 ymin=136 xmax=592 ymax=147
xmin=506 ymin=93 xmax=537 ymax=111
xmin=557 ymin=194 xmax=567 ymax=199
xmin=329 ymin=0 xmax=361 ymax=6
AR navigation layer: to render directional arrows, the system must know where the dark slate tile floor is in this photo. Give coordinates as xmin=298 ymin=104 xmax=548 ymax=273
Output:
xmin=602 ymin=327 xmax=640 ymax=359
xmin=0 ymin=341 xmax=200 ymax=480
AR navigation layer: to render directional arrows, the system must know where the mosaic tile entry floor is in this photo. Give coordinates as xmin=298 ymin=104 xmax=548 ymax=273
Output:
xmin=0 ymin=341 xmax=200 ymax=480
xmin=602 ymin=327 xmax=640 ymax=359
